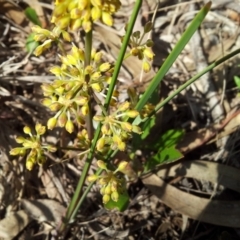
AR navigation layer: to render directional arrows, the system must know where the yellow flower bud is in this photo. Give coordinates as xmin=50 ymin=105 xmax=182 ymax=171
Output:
xmin=62 ymin=30 xmax=71 ymax=41
xmin=81 ymin=104 xmax=89 ymax=115
xmin=104 ymin=184 xmax=111 ymax=195
xmin=41 ymin=98 xmax=52 ymax=107
xmin=71 ymin=45 xmax=84 ymax=61
xmin=91 ymin=83 xmax=103 ymax=92
xmin=78 ymin=0 xmax=88 ymax=10
xmin=53 ymin=3 xmax=67 ymax=17
xmin=70 ymin=8 xmax=81 ymax=19
xmin=66 ymin=54 xmax=77 ymax=65
xmin=143 ymin=48 xmax=154 ymax=61
xmin=93 ymin=51 xmax=102 ymax=62
xmin=23 ymin=126 xmax=31 ymax=135
xmin=32 ymin=25 xmax=50 ymax=36
xmin=117 ymin=161 xmax=128 ymax=172
xmin=34 ymin=45 xmax=44 ymax=56
xmin=112 ymin=135 xmax=121 ymax=145
xmin=101 ymin=123 xmax=111 ymax=135
xmin=118 ymin=101 xmax=130 ymax=112
xmin=47 ymin=145 xmax=57 ymax=152
xmin=132 ymin=125 xmax=142 ymax=134
xmin=96 ymin=138 xmax=105 ymax=151
xmin=47 ymin=117 xmax=57 ymax=130
xmin=125 ymin=110 xmax=139 ymax=118
xmin=41 ymin=83 xmax=55 ymax=95
xmin=91 ymin=6 xmax=101 ymax=21
xmin=111 ymin=181 xmax=118 ymax=192
xmin=111 ymin=191 xmax=119 ymax=202
xmin=118 ymin=141 xmax=126 ymax=151
xmin=93 ymin=115 xmax=105 ymax=122
xmin=130 ymin=47 xmax=139 ymax=56
xmin=49 ymin=102 xmax=62 ymax=111
xmin=35 ymin=123 xmax=46 ymax=135
xmin=74 ymin=96 xmax=88 ymax=105
xmin=91 ymin=71 xmax=101 ymax=80
xmin=97 ymin=160 xmax=107 ymax=170
xmin=103 ymin=194 xmax=110 ymax=204
xmin=26 ymin=159 xmax=35 ymax=171
xmin=99 ymin=62 xmax=111 ymax=72
xmin=121 ymin=122 xmax=132 ymax=132
xmin=102 ymin=12 xmax=113 ymax=26
xmin=70 ymin=18 xmax=82 ymax=31
xmin=56 ymin=15 xmax=70 ymax=29
xmin=15 ymin=136 xmax=25 ymax=144
xmin=82 ymin=20 xmax=92 ymax=32
xmin=65 ymin=120 xmax=74 ymax=133
xmin=87 ymin=174 xmax=99 ymax=182
xmin=10 ymin=147 xmax=22 ymax=156
xmin=58 ymin=112 xmax=67 ymax=127
xmin=142 ymin=61 xmax=151 ymax=73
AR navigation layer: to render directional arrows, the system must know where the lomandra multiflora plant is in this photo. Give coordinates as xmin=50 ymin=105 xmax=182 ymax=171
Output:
xmin=10 ymin=0 xmax=154 ymax=230
xmin=10 ymin=0 xmax=214 ymax=234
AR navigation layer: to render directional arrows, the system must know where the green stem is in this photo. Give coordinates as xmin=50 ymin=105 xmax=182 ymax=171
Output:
xmin=59 ymin=0 xmax=143 ymax=233
xmin=85 ymin=30 xmax=94 ymax=140
xmin=148 ymin=47 xmax=240 ymax=120
xmin=104 ymin=0 xmax=142 ymax=110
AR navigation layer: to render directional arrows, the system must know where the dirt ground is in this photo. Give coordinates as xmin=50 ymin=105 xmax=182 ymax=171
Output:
xmin=1 ymin=0 xmax=240 ymax=239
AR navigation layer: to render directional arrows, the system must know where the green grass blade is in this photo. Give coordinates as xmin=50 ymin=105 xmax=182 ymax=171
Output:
xmin=135 ymin=2 xmax=212 ymax=112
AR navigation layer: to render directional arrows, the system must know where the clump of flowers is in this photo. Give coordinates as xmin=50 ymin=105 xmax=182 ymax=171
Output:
xmin=32 ymin=25 xmax=71 ymax=56
xmin=94 ymin=101 xmax=142 ymax=152
xmin=88 ymin=160 xmax=128 ymax=204
xmin=127 ymin=21 xmax=155 ymax=72
xmin=10 ymin=123 xmax=56 ymax=171
xmin=41 ymin=46 xmax=113 ymax=133
xmin=51 ymin=0 xmax=121 ymax=32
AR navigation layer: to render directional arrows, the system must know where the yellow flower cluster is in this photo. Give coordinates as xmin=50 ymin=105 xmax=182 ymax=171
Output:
xmin=32 ymin=25 xmax=71 ymax=56
xmin=94 ymin=101 xmax=141 ymax=152
xmin=52 ymin=0 xmax=121 ymax=32
xmin=42 ymin=46 xmax=112 ymax=133
xmin=10 ymin=124 xmax=56 ymax=170
xmin=88 ymin=160 xmax=128 ymax=204
xmin=127 ymin=22 xmax=155 ymax=72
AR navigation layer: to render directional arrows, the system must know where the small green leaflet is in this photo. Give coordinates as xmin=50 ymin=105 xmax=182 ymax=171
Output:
xmin=104 ymin=191 xmax=129 ymax=211
xmin=144 ymin=129 xmax=184 ymax=171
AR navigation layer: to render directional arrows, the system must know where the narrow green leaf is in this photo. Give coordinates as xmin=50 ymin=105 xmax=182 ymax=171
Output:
xmin=135 ymin=2 xmax=212 ymax=113
xmin=24 ymin=7 xmax=41 ymax=26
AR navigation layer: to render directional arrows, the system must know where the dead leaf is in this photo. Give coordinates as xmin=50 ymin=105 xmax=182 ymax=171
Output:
xmin=0 ymin=210 xmax=32 ymax=239
xmin=156 ymin=160 xmax=240 ymax=193
xmin=0 ymin=0 xmax=26 ymax=25
xmin=142 ymin=160 xmax=240 ymax=228
xmin=41 ymin=170 xmax=62 ymax=202
xmin=177 ymin=109 xmax=240 ymax=153
xmin=21 ymin=199 xmax=65 ymax=226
